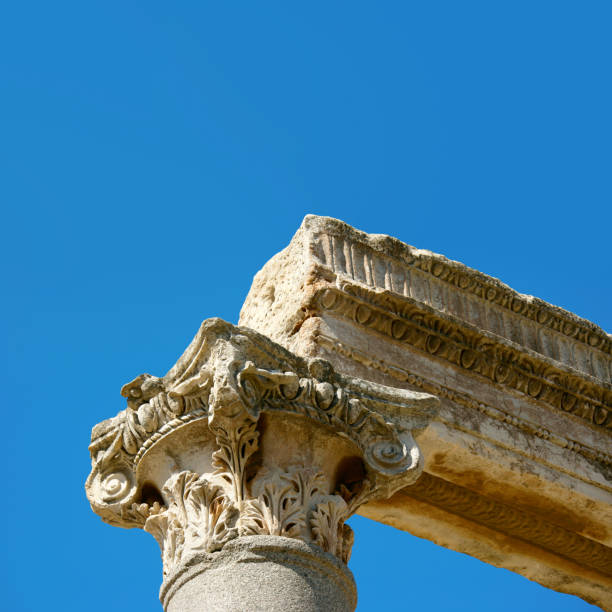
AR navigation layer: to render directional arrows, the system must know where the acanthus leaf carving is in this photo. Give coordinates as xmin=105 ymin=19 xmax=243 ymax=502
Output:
xmin=144 ymin=471 xmax=238 ymax=578
xmin=240 ymin=466 xmax=353 ymax=561
xmin=210 ymin=416 xmax=259 ymax=504
xmin=311 ymin=496 xmax=350 ymax=562
xmin=240 ymin=467 xmax=309 ymax=539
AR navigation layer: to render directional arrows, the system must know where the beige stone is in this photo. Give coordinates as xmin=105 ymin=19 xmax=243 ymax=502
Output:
xmin=239 ymin=215 xmax=612 ymax=610
xmin=86 ymin=318 xmax=438 ymax=611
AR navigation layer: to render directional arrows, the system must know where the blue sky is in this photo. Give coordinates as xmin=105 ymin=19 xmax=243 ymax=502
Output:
xmin=2 ymin=2 xmax=609 ymax=610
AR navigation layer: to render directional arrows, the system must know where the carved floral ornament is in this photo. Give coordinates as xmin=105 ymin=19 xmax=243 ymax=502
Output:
xmin=86 ymin=318 xmax=438 ymax=575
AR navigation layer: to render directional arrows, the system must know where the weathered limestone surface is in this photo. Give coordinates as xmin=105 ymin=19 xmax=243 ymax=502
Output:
xmin=86 ymin=318 xmax=438 ymax=611
xmin=239 ymin=215 xmax=612 ymax=610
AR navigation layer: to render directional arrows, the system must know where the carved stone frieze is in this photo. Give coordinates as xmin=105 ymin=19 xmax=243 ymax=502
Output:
xmin=305 ymin=215 xmax=611 ymax=363
xmin=313 ymin=284 xmax=612 ymax=432
xmin=315 ymin=333 xmax=612 ymax=470
xmin=86 ymin=318 xmax=438 ymax=580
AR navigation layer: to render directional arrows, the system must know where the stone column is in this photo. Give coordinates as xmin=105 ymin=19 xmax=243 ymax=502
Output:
xmin=86 ymin=318 xmax=438 ymax=611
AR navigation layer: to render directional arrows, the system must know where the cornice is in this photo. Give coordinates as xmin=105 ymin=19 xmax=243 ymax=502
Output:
xmin=301 ymin=215 xmax=611 ymax=358
xmin=312 ymin=284 xmax=612 ymax=433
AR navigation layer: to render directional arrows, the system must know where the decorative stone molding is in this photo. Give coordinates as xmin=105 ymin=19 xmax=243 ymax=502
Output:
xmin=316 ymin=332 xmax=612 ymax=470
xmin=305 ymin=215 xmax=611 ymax=363
xmin=313 ymin=283 xmax=611 ymax=432
xmin=403 ymin=473 xmax=612 ymax=579
xmin=86 ymin=318 xmax=438 ymax=608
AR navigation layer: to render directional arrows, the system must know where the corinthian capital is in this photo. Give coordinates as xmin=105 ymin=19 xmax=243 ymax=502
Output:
xmin=86 ymin=318 xmax=438 ymax=610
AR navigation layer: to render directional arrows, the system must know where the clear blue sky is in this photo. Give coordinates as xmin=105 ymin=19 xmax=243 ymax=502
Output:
xmin=2 ymin=2 xmax=609 ymax=611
